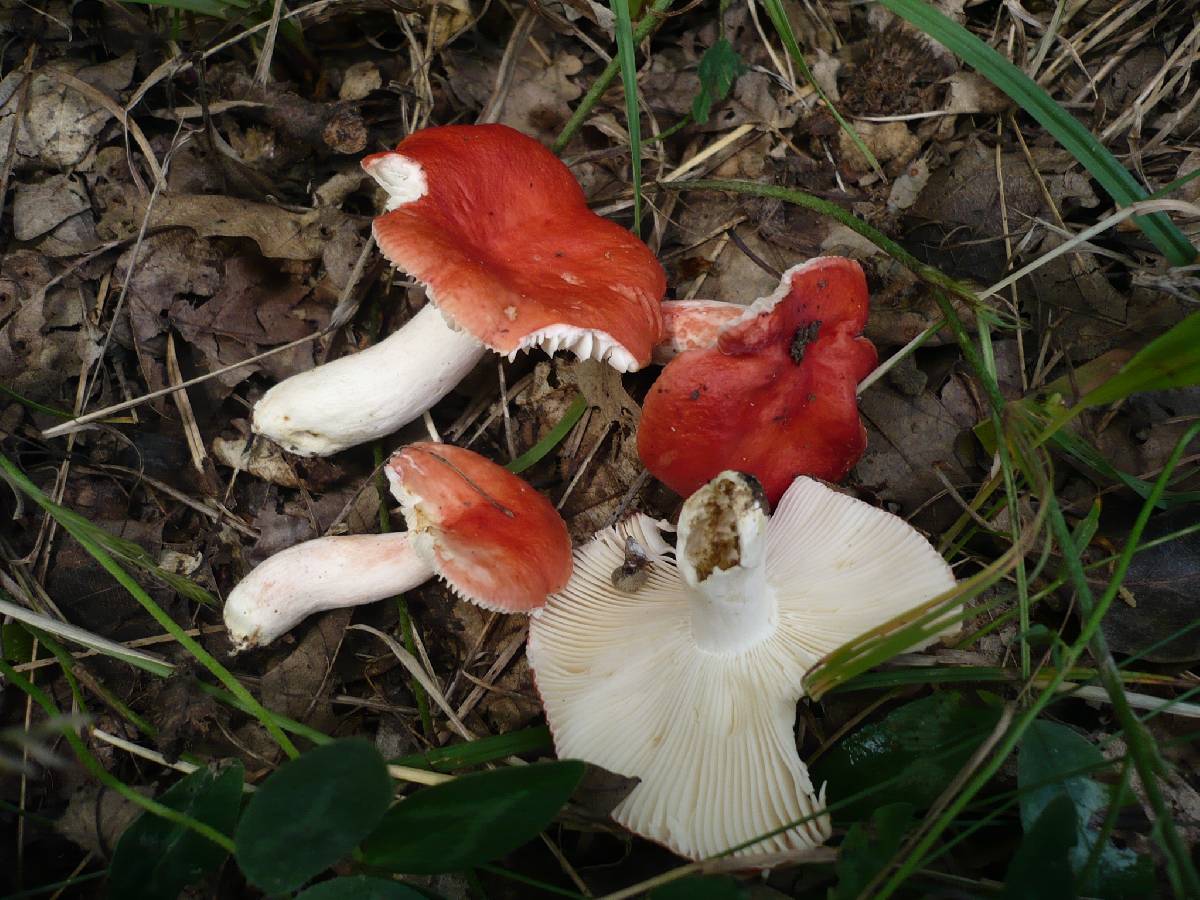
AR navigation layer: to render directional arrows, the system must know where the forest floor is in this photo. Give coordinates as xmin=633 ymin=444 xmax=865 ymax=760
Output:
xmin=2 ymin=0 xmax=1200 ymax=897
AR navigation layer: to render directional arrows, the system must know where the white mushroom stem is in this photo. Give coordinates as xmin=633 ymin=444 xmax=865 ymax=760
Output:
xmin=676 ymin=471 xmax=778 ymax=653
xmin=252 ymin=304 xmax=485 ymax=457
xmin=223 ymin=533 xmax=432 ymax=652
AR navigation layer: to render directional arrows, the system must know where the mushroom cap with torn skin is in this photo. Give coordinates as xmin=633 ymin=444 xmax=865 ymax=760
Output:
xmin=637 ymin=257 xmax=878 ymax=505
xmin=366 ymin=124 xmax=666 ymax=371
xmin=387 ymin=441 xmax=573 ymax=613
xmin=527 ymin=471 xmax=956 ymax=861
xmin=223 ymin=443 xmax=573 ymax=651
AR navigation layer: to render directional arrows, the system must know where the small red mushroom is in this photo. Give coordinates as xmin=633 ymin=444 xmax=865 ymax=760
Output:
xmin=637 ymin=257 xmax=877 ymax=504
xmin=386 ymin=442 xmax=573 ymax=612
xmin=224 ymin=442 xmax=572 ymax=649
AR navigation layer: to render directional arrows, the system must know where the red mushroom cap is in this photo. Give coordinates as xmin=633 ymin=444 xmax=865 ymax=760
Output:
xmin=386 ymin=442 xmax=572 ymax=612
xmin=363 ymin=125 xmax=665 ymax=371
xmin=637 ymin=257 xmax=878 ymax=504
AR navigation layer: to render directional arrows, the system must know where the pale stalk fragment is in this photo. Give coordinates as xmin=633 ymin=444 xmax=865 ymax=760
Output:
xmin=252 ymin=305 xmax=485 ymax=457
xmin=224 ymin=533 xmax=432 ymax=652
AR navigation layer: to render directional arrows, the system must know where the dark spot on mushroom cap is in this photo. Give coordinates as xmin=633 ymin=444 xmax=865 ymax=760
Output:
xmin=789 ymin=320 xmax=822 ymax=364
xmin=689 ymin=388 xmax=701 ymax=400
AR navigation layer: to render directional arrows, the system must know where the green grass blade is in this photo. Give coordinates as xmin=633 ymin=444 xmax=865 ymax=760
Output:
xmin=0 ymin=453 xmax=299 ymax=759
xmin=760 ymin=0 xmax=882 ymax=177
xmin=0 ymin=658 xmax=237 ymax=853
xmin=878 ymin=0 xmax=1196 ymax=266
xmin=391 ymin=726 xmax=552 ymax=772
xmin=506 ymin=394 xmax=588 ymax=474
xmin=609 ymin=0 xmax=643 ymax=234
xmin=1077 ymin=312 xmax=1200 ymax=408
xmin=0 ymin=594 xmax=173 ymax=677
xmin=553 ymin=0 xmax=676 ymax=154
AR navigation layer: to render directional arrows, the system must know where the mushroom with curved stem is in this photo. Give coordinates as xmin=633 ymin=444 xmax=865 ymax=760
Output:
xmin=527 ymin=470 xmax=957 ymax=861
xmin=252 ymin=124 xmax=666 ymax=457
xmin=638 ymin=257 xmax=878 ymax=504
xmin=223 ymin=442 xmax=573 ymax=651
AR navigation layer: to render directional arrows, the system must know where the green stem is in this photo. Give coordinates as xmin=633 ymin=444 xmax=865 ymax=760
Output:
xmin=0 ymin=658 xmax=236 ymax=854
xmin=0 ymin=453 xmax=298 ymax=759
xmin=662 ymin=179 xmax=982 ymax=307
xmin=552 ymin=0 xmax=677 ymax=155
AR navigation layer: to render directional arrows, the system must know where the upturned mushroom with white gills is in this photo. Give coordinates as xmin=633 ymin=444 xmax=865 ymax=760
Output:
xmin=223 ymin=442 xmax=572 ymax=651
xmin=252 ymin=124 xmax=666 ymax=457
xmin=527 ymin=471 xmax=957 ymax=861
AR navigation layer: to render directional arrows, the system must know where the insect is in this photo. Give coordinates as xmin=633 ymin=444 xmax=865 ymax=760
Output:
xmin=611 ymin=536 xmax=652 ymax=593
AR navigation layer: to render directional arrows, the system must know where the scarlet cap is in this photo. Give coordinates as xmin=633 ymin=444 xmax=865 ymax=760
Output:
xmin=386 ymin=442 xmax=573 ymax=612
xmin=364 ymin=125 xmax=665 ymax=371
xmin=637 ymin=257 xmax=878 ymax=503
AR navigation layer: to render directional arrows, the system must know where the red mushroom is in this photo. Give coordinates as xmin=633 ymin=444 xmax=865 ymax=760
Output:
xmin=253 ymin=124 xmax=666 ymax=457
xmin=224 ymin=442 xmax=572 ymax=650
xmin=386 ymin=442 xmax=573 ymax=612
xmin=637 ymin=257 xmax=877 ymax=504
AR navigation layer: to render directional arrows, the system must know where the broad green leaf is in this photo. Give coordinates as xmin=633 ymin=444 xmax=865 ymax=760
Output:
xmin=650 ymin=875 xmax=747 ymax=899
xmin=831 ymin=803 xmax=913 ymax=900
xmin=296 ymin=876 xmax=427 ymax=899
xmin=692 ymin=39 xmax=746 ymax=123
xmin=108 ymin=762 xmax=243 ymax=900
xmin=361 ymin=760 xmax=586 ymax=873
xmin=810 ymin=693 xmax=1001 ymax=820
xmin=1078 ymin=313 xmax=1200 ymax=408
xmin=1018 ymin=721 xmax=1153 ymax=899
xmin=1002 ymin=794 xmax=1078 ymax=900
xmin=878 ymin=0 xmax=1195 ymax=266
xmin=391 ymin=726 xmax=552 ymax=772
xmin=235 ymin=738 xmax=391 ymax=893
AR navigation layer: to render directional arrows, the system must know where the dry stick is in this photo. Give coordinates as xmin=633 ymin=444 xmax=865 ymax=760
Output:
xmin=477 ymin=5 xmax=535 ymax=125
xmin=349 ymin=624 xmax=477 ymax=741
xmin=551 ymin=0 xmax=678 ymax=154
xmin=41 ymin=331 xmax=324 ymax=439
xmin=49 ymin=70 xmax=164 ymax=188
xmin=451 ymin=628 xmax=527 ymax=725
xmin=0 ymin=46 xmax=35 ymax=228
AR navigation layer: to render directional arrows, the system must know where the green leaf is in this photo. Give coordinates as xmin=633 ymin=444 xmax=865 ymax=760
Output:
xmin=1002 ymin=794 xmax=1078 ymax=900
xmin=877 ymin=0 xmax=1195 ymax=266
xmin=692 ymin=38 xmax=746 ymax=124
xmin=296 ymin=876 xmax=427 ymax=900
xmin=108 ymin=762 xmax=243 ymax=900
xmin=361 ymin=760 xmax=586 ymax=873
xmin=649 ymin=875 xmax=747 ymax=899
xmin=1018 ymin=721 xmax=1153 ymax=899
xmin=235 ymin=738 xmax=392 ymax=893
xmin=810 ymin=693 xmax=1001 ymax=820
xmin=1078 ymin=313 xmax=1200 ymax=408
xmin=831 ymin=803 xmax=914 ymax=900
